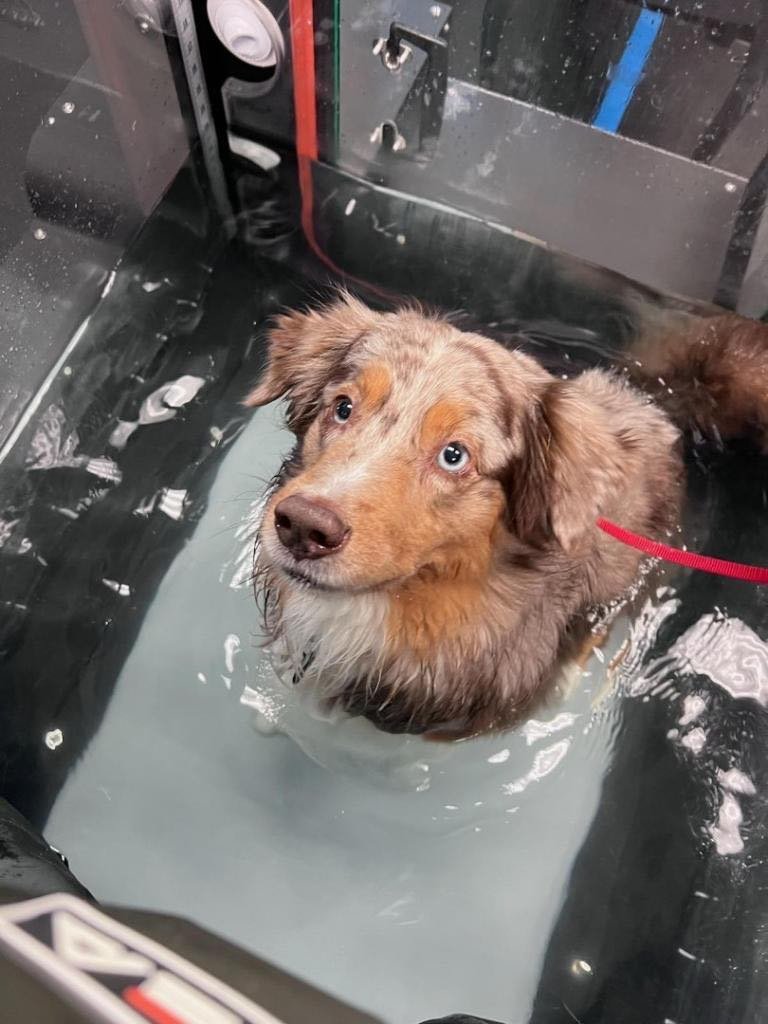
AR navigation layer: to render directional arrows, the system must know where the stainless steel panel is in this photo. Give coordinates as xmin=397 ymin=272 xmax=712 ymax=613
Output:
xmin=338 ymin=0 xmax=450 ymax=168
xmin=363 ymin=80 xmax=747 ymax=300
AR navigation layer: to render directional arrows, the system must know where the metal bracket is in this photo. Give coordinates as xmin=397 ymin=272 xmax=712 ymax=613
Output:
xmin=372 ymin=20 xmax=448 ymax=159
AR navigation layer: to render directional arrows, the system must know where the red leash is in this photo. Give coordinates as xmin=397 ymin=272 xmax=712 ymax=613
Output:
xmin=597 ymin=517 xmax=768 ymax=584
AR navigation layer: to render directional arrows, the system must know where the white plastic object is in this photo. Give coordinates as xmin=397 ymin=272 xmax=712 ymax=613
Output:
xmin=206 ymin=0 xmax=284 ymax=68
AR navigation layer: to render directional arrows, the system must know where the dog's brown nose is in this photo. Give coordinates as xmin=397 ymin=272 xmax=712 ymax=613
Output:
xmin=274 ymin=494 xmax=349 ymax=560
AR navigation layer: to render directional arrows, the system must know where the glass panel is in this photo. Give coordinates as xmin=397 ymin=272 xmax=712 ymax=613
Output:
xmin=0 ymin=0 xmax=210 ymax=455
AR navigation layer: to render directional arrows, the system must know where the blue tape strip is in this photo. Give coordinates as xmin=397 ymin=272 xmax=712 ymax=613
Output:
xmin=592 ymin=8 xmax=664 ymax=133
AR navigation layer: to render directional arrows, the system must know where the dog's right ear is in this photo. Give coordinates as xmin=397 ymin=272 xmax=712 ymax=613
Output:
xmin=505 ymin=378 xmax=626 ymax=553
xmin=245 ymin=296 xmax=380 ymax=433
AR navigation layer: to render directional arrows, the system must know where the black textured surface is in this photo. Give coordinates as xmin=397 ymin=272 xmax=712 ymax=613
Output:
xmin=0 ymin=798 xmax=91 ymax=902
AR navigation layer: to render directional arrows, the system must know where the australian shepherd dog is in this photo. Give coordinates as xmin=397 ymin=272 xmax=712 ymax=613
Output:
xmin=246 ymin=295 xmax=768 ymax=740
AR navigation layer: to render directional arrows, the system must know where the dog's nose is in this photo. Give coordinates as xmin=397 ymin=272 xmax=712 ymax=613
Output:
xmin=274 ymin=494 xmax=350 ymax=559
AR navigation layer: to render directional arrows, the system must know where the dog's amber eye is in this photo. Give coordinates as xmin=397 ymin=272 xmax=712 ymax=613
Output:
xmin=437 ymin=442 xmax=469 ymax=473
xmin=334 ymin=396 xmax=353 ymax=423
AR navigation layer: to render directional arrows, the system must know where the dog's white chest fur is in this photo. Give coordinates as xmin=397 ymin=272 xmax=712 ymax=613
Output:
xmin=270 ymin=586 xmax=389 ymax=693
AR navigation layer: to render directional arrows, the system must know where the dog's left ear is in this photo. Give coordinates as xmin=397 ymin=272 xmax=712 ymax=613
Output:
xmin=245 ymin=296 xmax=380 ymax=433
xmin=507 ymin=377 xmax=625 ymax=553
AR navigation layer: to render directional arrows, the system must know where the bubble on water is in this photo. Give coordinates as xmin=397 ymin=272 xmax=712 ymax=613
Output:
xmin=711 ymin=792 xmax=745 ymax=855
xmin=679 ymin=694 xmax=707 ymax=725
xmin=158 ymin=488 xmax=188 ymax=520
xmin=102 ymin=579 xmax=131 ymax=597
xmin=45 ymin=729 xmax=63 ymax=750
xmin=718 ymin=768 xmax=756 ymax=796
xmin=680 ymin=727 xmax=706 ymax=754
xmin=487 ymin=748 xmax=510 ymax=764
xmin=521 ymin=712 xmax=578 ymax=746
xmin=503 ymin=739 xmax=571 ymax=795
xmin=86 ymin=457 xmax=122 ymax=484
xmin=224 ymin=633 xmax=241 ymax=673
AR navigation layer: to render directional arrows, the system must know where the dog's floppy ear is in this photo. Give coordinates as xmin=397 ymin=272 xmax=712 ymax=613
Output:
xmin=245 ymin=295 xmax=380 ymax=433
xmin=506 ymin=379 xmax=624 ymax=553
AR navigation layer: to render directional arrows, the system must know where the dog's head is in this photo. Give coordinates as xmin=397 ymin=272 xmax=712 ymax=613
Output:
xmin=247 ymin=296 xmax=628 ymax=733
xmin=249 ymin=296 xmax=621 ymax=583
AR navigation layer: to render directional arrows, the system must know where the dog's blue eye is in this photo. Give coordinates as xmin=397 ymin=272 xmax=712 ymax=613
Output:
xmin=437 ymin=442 xmax=469 ymax=472
xmin=334 ymin=396 xmax=353 ymax=423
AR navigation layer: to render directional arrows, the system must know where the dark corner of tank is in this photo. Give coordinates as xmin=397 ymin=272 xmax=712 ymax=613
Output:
xmin=2 ymin=2 xmax=768 ymax=1024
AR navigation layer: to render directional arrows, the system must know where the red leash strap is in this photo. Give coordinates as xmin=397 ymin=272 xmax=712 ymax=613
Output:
xmin=597 ymin=517 xmax=768 ymax=584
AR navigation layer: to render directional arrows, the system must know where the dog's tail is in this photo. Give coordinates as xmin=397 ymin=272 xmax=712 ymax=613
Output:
xmin=627 ymin=308 xmax=768 ymax=452
xmin=551 ymin=258 xmax=768 ymax=450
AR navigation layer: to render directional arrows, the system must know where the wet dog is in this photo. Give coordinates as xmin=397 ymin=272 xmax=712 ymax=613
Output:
xmin=246 ymin=296 xmax=768 ymax=739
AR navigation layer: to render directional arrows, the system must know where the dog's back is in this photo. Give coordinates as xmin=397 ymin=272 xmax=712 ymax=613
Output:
xmin=631 ymin=312 xmax=768 ymax=452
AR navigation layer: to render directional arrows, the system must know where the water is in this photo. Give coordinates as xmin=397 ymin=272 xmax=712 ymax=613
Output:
xmin=3 ymin=236 xmax=768 ymax=1024
xmin=41 ymin=401 xmax=622 ymax=1024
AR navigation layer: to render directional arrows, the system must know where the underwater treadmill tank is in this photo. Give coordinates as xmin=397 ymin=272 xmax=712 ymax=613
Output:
xmin=2 ymin=2 xmax=768 ymax=1023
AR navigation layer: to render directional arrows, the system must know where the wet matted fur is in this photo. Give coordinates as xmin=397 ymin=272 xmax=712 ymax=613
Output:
xmin=246 ymin=296 xmax=768 ymax=738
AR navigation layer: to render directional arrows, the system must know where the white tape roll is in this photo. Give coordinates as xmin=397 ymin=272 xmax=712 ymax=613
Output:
xmin=206 ymin=0 xmax=284 ymax=68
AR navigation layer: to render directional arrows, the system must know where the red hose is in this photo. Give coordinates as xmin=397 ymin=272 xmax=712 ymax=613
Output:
xmin=288 ymin=0 xmax=399 ymax=300
xmin=288 ymin=0 xmax=320 ymax=248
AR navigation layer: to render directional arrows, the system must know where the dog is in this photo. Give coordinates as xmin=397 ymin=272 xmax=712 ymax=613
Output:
xmin=245 ymin=295 xmax=768 ymax=739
